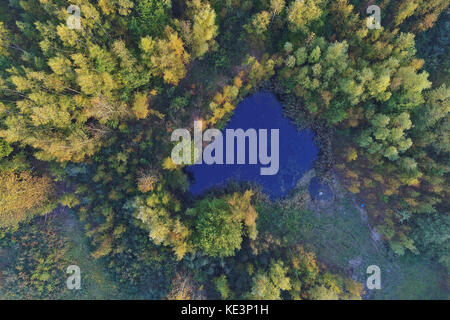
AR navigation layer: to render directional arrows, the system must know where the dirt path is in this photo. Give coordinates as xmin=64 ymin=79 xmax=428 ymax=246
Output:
xmin=285 ymin=171 xmax=447 ymax=299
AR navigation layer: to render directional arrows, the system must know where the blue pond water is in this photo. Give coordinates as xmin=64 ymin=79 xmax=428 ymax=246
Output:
xmin=187 ymin=92 xmax=318 ymax=199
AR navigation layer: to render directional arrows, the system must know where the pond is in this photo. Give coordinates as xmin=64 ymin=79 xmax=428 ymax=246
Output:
xmin=308 ymin=177 xmax=333 ymax=202
xmin=187 ymin=91 xmax=318 ymax=199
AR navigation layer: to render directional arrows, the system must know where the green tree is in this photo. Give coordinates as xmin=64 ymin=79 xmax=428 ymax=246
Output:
xmin=130 ymin=0 xmax=171 ymax=38
xmin=186 ymin=0 xmax=218 ymax=58
xmin=246 ymin=260 xmax=291 ymax=300
xmin=189 ymin=191 xmax=257 ymax=257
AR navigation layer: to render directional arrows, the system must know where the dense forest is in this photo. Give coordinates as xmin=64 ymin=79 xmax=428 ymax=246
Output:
xmin=0 ymin=0 xmax=448 ymax=300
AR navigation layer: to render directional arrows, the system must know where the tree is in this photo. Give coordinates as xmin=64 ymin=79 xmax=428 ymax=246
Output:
xmin=214 ymin=275 xmax=232 ymax=299
xmin=98 ymin=0 xmax=134 ymax=16
xmin=134 ymin=185 xmax=191 ymax=260
xmin=0 ymin=21 xmax=11 ymax=56
xmin=287 ymin=0 xmax=323 ymax=32
xmin=0 ymin=170 xmax=54 ymax=229
xmin=188 ymin=197 xmax=239 ymax=257
xmin=132 ymin=92 xmax=149 ymax=119
xmin=167 ymin=271 xmax=199 ymax=300
xmin=189 ymin=191 xmax=257 ymax=257
xmin=140 ymin=26 xmax=190 ymax=85
xmin=245 ymin=55 xmax=275 ymax=88
xmin=187 ymin=0 xmax=218 ymax=58
xmin=270 ymin=0 xmax=286 ymax=19
xmin=308 ymin=46 xmax=321 ymax=63
xmin=245 ymin=11 xmax=271 ymax=36
xmin=412 ymin=213 xmax=450 ymax=271
xmin=0 ymin=138 xmax=12 ymax=159
xmin=246 ymin=260 xmax=291 ymax=300
xmin=137 ymin=169 xmax=159 ymax=192
xmin=345 ymin=147 xmax=358 ymax=162
xmin=394 ymin=0 xmax=420 ymax=26
xmin=357 ymin=112 xmax=414 ymax=161
xmin=308 ymin=285 xmax=339 ymax=300
xmin=130 ymin=0 xmax=171 ymax=38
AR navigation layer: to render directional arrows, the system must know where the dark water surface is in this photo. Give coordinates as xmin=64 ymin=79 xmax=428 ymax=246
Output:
xmin=187 ymin=92 xmax=318 ymax=199
xmin=308 ymin=177 xmax=333 ymax=201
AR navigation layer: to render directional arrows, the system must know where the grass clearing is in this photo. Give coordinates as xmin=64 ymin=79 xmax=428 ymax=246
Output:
xmin=256 ymin=173 xmax=448 ymax=299
xmin=55 ymin=207 xmax=122 ymax=300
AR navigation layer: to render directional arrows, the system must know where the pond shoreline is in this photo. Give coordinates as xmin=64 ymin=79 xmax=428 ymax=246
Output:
xmin=258 ymin=79 xmax=335 ymax=182
xmin=187 ymin=90 xmax=318 ymax=199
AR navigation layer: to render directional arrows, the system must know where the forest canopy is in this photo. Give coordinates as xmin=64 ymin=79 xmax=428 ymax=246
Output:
xmin=0 ymin=0 xmax=448 ymax=300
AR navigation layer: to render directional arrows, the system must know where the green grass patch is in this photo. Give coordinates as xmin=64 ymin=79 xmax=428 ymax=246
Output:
xmin=256 ymin=187 xmax=448 ymax=300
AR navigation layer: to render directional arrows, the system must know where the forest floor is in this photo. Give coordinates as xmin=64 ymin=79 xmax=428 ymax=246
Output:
xmin=3 ymin=164 xmax=445 ymax=299
xmin=3 ymin=181 xmax=445 ymax=299
xmin=0 ymin=206 xmax=122 ymax=299
xmin=44 ymin=207 xmax=122 ymax=299
xmin=286 ymin=170 xmax=448 ymax=299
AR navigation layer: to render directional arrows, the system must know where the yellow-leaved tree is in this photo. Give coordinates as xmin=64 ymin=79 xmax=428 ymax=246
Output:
xmin=0 ymin=170 xmax=54 ymax=229
xmin=141 ymin=26 xmax=190 ymax=85
xmin=187 ymin=0 xmax=218 ymax=58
